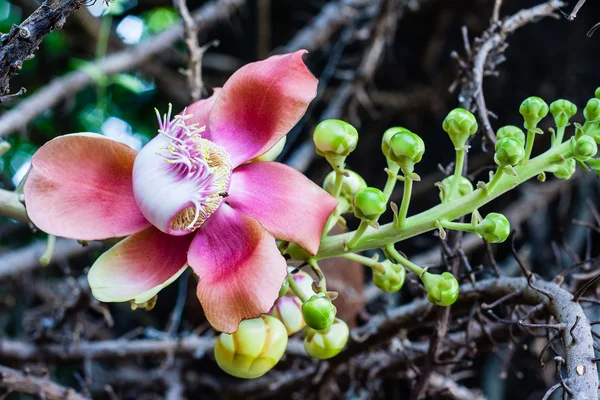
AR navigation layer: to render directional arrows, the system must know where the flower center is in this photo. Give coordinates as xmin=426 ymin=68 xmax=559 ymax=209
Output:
xmin=155 ymin=105 xmax=232 ymax=232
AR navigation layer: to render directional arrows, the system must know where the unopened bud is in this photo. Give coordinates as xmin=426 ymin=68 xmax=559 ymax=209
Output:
xmin=302 ymin=294 xmax=336 ymax=330
xmin=304 ymin=318 xmax=349 ymax=360
xmin=519 ymin=96 xmax=549 ymax=130
xmin=550 ymin=99 xmax=577 ymax=128
xmin=313 ymin=119 xmax=358 ymax=157
xmin=421 ymin=272 xmax=459 ymax=307
xmin=494 ymin=137 xmax=525 ymax=167
xmin=442 ymin=108 xmax=478 ymax=149
xmin=353 ymin=187 xmax=387 ymax=221
xmin=373 ymin=260 xmax=406 ymax=293
xmin=496 ymin=125 xmax=525 ymax=144
xmin=475 ymin=212 xmax=510 ymax=243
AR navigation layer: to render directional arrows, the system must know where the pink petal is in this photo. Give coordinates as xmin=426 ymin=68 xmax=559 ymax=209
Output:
xmin=207 ymin=50 xmax=318 ymax=167
xmin=88 ymin=227 xmax=193 ymax=303
xmin=24 ymin=133 xmax=150 ymax=240
xmin=227 ymin=162 xmax=337 ymax=255
xmin=188 ymin=205 xmax=287 ymax=333
xmin=183 ymin=88 xmax=221 ymax=140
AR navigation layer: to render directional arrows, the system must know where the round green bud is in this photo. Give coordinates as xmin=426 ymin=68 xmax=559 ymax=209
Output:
xmin=496 ymin=125 xmax=525 ymax=144
xmin=302 ymin=294 xmax=336 ymax=331
xmin=384 ymin=129 xmax=425 ymax=173
xmin=572 ymin=135 xmax=598 ymax=161
xmin=352 ymin=187 xmax=387 ymax=221
xmin=373 ymin=260 xmax=406 ymax=293
xmin=519 ymin=96 xmax=549 ymax=130
xmin=214 ymin=315 xmax=288 ymax=379
xmin=596 ymin=87 xmax=600 ymax=99
xmin=550 ymin=99 xmax=577 ymax=128
xmin=304 ymin=318 xmax=349 ymax=360
xmin=475 ymin=212 xmax=510 ymax=243
xmin=442 ymin=108 xmax=478 ymax=149
xmin=381 ymin=126 xmax=410 ymax=158
xmin=438 ymin=175 xmax=473 ymax=202
xmin=421 ymin=272 xmax=459 ymax=307
xmin=313 ymin=119 xmax=358 ymax=157
xmin=272 ymin=296 xmax=304 ymax=336
xmin=494 ymin=137 xmax=525 ymax=167
xmin=552 ymin=158 xmax=576 ymax=180
xmin=584 ymin=98 xmax=600 ymax=123
xmin=323 ymin=170 xmax=367 ymax=201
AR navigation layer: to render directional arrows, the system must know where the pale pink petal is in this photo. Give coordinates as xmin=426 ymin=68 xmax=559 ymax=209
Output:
xmin=207 ymin=50 xmax=318 ymax=167
xmin=227 ymin=162 xmax=337 ymax=255
xmin=24 ymin=133 xmax=150 ymax=240
xmin=183 ymin=88 xmax=221 ymax=140
xmin=88 ymin=227 xmax=193 ymax=303
xmin=188 ymin=205 xmax=287 ymax=333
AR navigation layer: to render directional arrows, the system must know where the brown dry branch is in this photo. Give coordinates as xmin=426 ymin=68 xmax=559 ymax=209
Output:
xmin=0 ymin=187 xmax=28 ymax=224
xmin=0 ymin=0 xmax=246 ymax=139
xmin=173 ymin=0 xmax=204 ymax=101
xmin=0 ymin=364 xmax=87 ymax=400
xmin=455 ymin=0 xmax=564 ymax=144
xmin=0 ymin=0 xmax=84 ymax=98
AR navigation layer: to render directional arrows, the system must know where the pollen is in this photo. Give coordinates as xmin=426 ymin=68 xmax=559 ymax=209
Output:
xmin=155 ymin=105 xmax=232 ymax=233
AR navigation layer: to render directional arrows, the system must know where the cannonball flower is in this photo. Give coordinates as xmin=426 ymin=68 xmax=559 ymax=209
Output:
xmin=23 ymin=51 xmax=337 ymax=333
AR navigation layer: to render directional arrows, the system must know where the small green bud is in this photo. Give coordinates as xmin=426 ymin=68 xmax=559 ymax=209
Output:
xmin=519 ymin=96 xmax=549 ymax=130
xmin=304 ymin=318 xmax=349 ymax=360
xmin=442 ymin=108 xmax=478 ymax=149
xmin=313 ymin=119 xmax=358 ymax=157
xmin=496 ymin=125 xmax=525 ymax=144
xmin=572 ymin=135 xmax=598 ymax=161
xmin=302 ymin=294 xmax=336 ymax=330
xmin=272 ymin=297 xmax=304 ymax=336
xmin=323 ymin=170 xmax=367 ymax=201
xmin=384 ymin=129 xmax=425 ymax=173
xmin=438 ymin=176 xmax=473 ymax=202
xmin=584 ymin=98 xmax=600 ymax=123
xmin=214 ymin=315 xmax=288 ymax=379
xmin=494 ymin=137 xmax=525 ymax=167
xmin=596 ymin=87 xmax=600 ymax=99
xmin=550 ymin=99 xmax=577 ymax=128
xmin=421 ymin=272 xmax=459 ymax=307
xmin=373 ymin=260 xmax=406 ymax=293
xmin=381 ymin=126 xmax=409 ymax=158
xmin=551 ymin=158 xmax=576 ymax=180
xmin=352 ymin=187 xmax=387 ymax=221
xmin=475 ymin=212 xmax=510 ymax=243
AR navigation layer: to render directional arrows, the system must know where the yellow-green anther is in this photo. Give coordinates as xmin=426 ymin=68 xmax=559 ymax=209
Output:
xmin=551 ymin=158 xmax=576 ymax=180
xmin=313 ymin=119 xmax=358 ymax=157
xmin=584 ymin=98 xmax=600 ymax=123
xmin=373 ymin=260 xmax=406 ymax=293
xmin=550 ymin=99 xmax=577 ymax=128
xmin=214 ymin=315 xmax=288 ymax=379
xmin=352 ymin=187 xmax=387 ymax=221
xmin=572 ymin=135 xmax=598 ymax=161
xmin=304 ymin=318 xmax=349 ymax=360
xmin=494 ymin=137 xmax=525 ymax=167
xmin=302 ymin=293 xmax=336 ymax=330
xmin=384 ymin=129 xmax=425 ymax=174
xmin=442 ymin=108 xmax=478 ymax=150
xmin=519 ymin=96 xmax=549 ymax=130
xmin=438 ymin=175 xmax=473 ymax=202
xmin=496 ymin=125 xmax=525 ymax=144
xmin=421 ymin=271 xmax=459 ymax=307
xmin=474 ymin=212 xmax=510 ymax=243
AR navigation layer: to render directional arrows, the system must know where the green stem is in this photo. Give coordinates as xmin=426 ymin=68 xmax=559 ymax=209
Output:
xmin=385 ymin=244 xmax=425 ymax=277
xmin=322 ymin=170 xmax=345 ymax=236
xmin=486 ymin=167 xmax=505 ymax=193
xmin=438 ymin=220 xmax=475 ymax=233
xmin=286 ymin=139 xmax=575 ymax=261
xmin=39 ymin=235 xmax=57 ymax=267
xmin=396 ymin=176 xmax=413 ymax=227
xmin=383 ymin=164 xmax=400 ymax=201
xmin=342 ymin=252 xmax=380 ymax=269
xmin=555 ymin=125 xmax=566 ymax=145
xmin=346 ymin=220 xmax=370 ymax=249
xmin=308 ymin=258 xmax=326 ymax=292
xmin=521 ymin=128 xmax=536 ymax=165
xmin=448 ymin=149 xmax=465 ymax=200
xmin=286 ymin=271 xmax=309 ymax=303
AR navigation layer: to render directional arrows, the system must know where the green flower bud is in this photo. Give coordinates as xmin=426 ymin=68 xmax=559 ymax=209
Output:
xmin=494 ymin=137 xmax=525 ymax=167
xmin=384 ymin=129 xmax=425 ymax=173
xmin=551 ymin=158 xmax=576 ymax=180
xmin=302 ymin=294 xmax=336 ymax=330
xmin=438 ymin=175 xmax=474 ymax=202
xmin=496 ymin=125 xmax=525 ymax=144
xmin=253 ymin=136 xmax=286 ymax=162
xmin=373 ymin=260 xmax=406 ymax=293
xmin=352 ymin=187 xmax=387 ymax=221
xmin=272 ymin=296 xmax=304 ymax=336
xmin=313 ymin=119 xmax=358 ymax=157
xmin=596 ymin=87 xmax=600 ymax=99
xmin=323 ymin=170 xmax=367 ymax=201
xmin=584 ymin=98 xmax=600 ymax=123
xmin=214 ymin=315 xmax=288 ymax=379
xmin=304 ymin=318 xmax=349 ymax=360
xmin=550 ymin=99 xmax=577 ymax=128
xmin=442 ymin=108 xmax=478 ymax=149
xmin=519 ymin=96 xmax=549 ymax=130
xmin=421 ymin=272 xmax=459 ymax=307
xmin=572 ymin=135 xmax=598 ymax=161
xmin=381 ymin=126 xmax=409 ymax=158
xmin=475 ymin=212 xmax=510 ymax=243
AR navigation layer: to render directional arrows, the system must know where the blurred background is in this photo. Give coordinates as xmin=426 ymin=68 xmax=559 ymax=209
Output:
xmin=1 ymin=0 xmax=600 ymax=398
